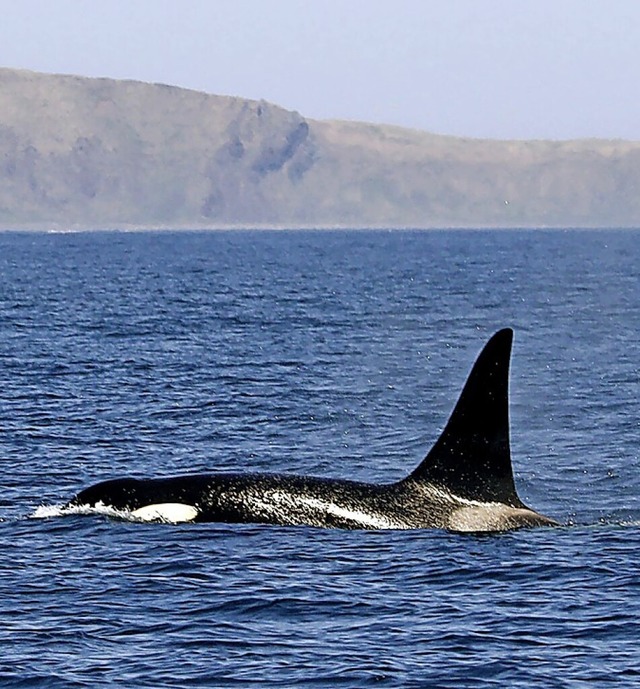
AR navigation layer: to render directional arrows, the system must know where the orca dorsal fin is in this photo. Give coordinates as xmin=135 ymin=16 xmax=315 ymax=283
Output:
xmin=408 ymin=328 xmax=524 ymax=507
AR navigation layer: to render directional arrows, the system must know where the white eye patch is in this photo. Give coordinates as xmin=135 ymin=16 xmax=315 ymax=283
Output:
xmin=130 ymin=503 xmax=198 ymax=523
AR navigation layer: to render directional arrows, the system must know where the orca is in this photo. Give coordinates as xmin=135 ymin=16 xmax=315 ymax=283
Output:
xmin=64 ymin=328 xmax=558 ymax=532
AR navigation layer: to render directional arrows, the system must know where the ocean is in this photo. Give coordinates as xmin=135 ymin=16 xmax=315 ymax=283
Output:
xmin=0 ymin=228 xmax=638 ymax=687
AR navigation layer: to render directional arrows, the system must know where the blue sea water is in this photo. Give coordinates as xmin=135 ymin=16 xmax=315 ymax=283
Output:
xmin=0 ymin=228 xmax=638 ymax=687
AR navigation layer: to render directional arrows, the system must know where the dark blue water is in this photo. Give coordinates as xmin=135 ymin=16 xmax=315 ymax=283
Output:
xmin=0 ymin=229 xmax=638 ymax=687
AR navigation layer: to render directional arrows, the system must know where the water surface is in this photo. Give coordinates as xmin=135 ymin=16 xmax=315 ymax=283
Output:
xmin=0 ymin=229 xmax=638 ymax=687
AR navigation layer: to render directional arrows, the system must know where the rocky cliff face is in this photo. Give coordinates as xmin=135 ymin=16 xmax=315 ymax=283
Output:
xmin=1 ymin=67 xmax=639 ymax=228
xmin=0 ymin=68 xmax=321 ymax=225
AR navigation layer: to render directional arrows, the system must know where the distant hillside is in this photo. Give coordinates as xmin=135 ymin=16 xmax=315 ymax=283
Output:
xmin=1 ymin=67 xmax=639 ymax=228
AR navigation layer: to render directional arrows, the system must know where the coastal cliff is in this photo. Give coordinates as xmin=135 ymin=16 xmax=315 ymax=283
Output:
xmin=1 ymin=67 xmax=639 ymax=228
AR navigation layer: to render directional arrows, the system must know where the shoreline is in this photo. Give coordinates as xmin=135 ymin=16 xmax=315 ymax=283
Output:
xmin=1 ymin=224 xmax=639 ymax=233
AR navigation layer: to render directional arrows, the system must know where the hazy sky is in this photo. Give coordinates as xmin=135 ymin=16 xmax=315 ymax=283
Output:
xmin=2 ymin=0 xmax=639 ymax=140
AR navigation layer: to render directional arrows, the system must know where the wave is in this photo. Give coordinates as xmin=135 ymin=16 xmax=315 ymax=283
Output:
xmin=30 ymin=502 xmax=149 ymax=523
xmin=29 ymin=501 xmax=200 ymax=524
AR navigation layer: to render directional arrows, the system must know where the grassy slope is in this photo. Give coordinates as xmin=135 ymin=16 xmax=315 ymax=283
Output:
xmin=1 ymin=67 xmax=639 ymax=228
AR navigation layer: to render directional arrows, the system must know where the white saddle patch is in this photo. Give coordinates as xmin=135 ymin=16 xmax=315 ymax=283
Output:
xmin=447 ymin=503 xmax=553 ymax=532
xmin=131 ymin=503 xmax=198 ymax=523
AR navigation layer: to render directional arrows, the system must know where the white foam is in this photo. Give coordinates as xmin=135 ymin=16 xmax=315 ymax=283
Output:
xmin=30 ymin=501 xmax=198 ymax=524
xmin=31 ymin=504 xmax=68 ymax=519
xmin=30 ymin=502 xmax=130 ymax=520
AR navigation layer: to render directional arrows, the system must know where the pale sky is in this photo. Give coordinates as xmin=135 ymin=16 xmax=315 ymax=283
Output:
xmin=1 ymin=0 xmax=639 ymax=140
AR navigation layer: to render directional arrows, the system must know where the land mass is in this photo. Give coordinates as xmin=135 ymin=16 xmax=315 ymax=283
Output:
xmin=1 ymin=67 xmax=639 ymax=229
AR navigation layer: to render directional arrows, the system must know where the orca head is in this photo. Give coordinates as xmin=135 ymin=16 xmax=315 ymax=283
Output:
xmin=71 ymin=477 xmax=145 ymax=511
xmin=70 ymin=478 xmax=200 ymax=523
